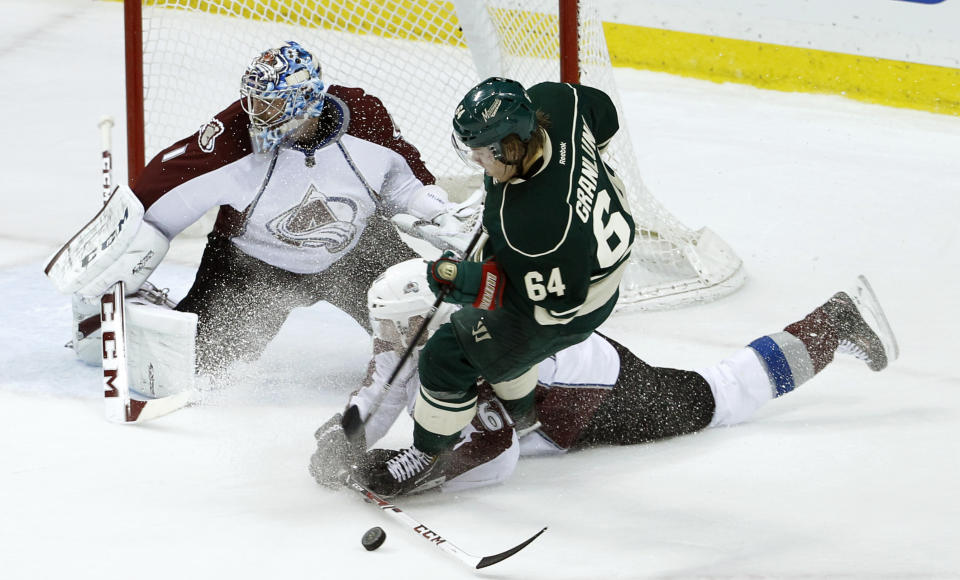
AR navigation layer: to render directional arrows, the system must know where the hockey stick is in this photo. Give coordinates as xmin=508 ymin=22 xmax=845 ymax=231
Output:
xmin=345 ymin=476 xmax=546 ymax=569
xmin=342 ymin=227 xmax=488 ymax=442
xmin=101 ymin=282 xmax=197 ymax=423
xmin=95 ymin=118 xmax=195 ymax=423
xmin=98 ymin=116 xmax=115 ymax=203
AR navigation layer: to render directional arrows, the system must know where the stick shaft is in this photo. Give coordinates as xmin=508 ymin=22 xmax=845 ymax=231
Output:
xmin=386 ymin=227 xmax=486 ymax=390
xmin=98 ymin=117 xmax=115 ymax=203
xmin=345 ymin=228 xmax=488 ymax=441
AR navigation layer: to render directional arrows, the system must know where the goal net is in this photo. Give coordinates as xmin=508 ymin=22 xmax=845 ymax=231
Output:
xmin=129 ymin=0 xmax=744 ymax=309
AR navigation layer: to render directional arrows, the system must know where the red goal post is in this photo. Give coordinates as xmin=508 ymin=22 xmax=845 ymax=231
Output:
xmin=124 ymin=0 xmax=145 ymax=184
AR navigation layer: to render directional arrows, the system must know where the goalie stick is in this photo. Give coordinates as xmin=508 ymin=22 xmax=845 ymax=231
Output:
xmin=101 ymin=281 xmax=197 ymax=423
xmin=345 ymin=476 xmax=546 ymax=569
xmin=99 ymin=116 xmax=114 ymax=203
xmin=341 ymin=227 xmax=488 ymax=442
xmin=93 ymin=118 xmax=195 ymax=423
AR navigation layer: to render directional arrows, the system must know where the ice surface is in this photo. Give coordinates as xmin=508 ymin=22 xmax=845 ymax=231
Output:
xmin=1 ymin=1 xmax=958 ymax=578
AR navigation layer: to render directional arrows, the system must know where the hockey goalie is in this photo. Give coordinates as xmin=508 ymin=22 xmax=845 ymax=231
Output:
xmin=44 ymin=182 xmax=199 ymax=404
xmin=43 ymin=41 xmax=479 ymax=409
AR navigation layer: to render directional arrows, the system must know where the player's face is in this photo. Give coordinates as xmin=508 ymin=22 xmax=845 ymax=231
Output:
xmin=470 ymin=147 xmax=515 ymax=182
xmin=246 ymin=97 xmax=286 ymax=128
xmin=452 ymin=133 xmax=516 ymax=181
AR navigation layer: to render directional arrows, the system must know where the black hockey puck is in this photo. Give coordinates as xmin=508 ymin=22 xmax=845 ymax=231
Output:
xmin=362 ymin=526 xmax=386 ymax=551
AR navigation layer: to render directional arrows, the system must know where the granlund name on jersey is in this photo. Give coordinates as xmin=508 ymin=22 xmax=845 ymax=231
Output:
xmin=482 ymin=81 xmax=635 ymax=331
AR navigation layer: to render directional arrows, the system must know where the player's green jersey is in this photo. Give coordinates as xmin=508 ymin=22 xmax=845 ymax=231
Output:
xmin=481 ymin=82 xmax=635 ymax=332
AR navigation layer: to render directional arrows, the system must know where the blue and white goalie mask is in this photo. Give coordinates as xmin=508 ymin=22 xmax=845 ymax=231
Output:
xmin=240 ymin=41 xmax=327 ymax=153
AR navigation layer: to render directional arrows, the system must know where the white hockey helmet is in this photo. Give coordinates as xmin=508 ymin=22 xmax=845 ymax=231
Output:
xmin=367 ymin=259 xmax=457 ymax=349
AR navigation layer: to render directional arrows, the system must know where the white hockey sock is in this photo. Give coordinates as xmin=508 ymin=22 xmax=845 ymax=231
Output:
xmin=699 ymin=332 xmax=818 ymax=428
xmin=747 ymin=331 xmax=817 ymax=397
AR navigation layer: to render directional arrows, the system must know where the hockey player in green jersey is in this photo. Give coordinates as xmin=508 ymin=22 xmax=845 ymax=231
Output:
xmin=353 ymin=78 xmax=637 ymax=496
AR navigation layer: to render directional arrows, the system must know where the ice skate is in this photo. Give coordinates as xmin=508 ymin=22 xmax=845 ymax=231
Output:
xmin=356 ymin=445 xmax=447 ymax=497
xmin=512 ymin=407 xmax=542 ymax=437
xmin=828 ymin=275 xmax=899 ymax=371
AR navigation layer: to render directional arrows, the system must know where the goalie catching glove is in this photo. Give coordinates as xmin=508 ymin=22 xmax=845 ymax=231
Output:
xmin=309 ymin=412 xmax=366 ymax=488
xmin=427 ymin=251 xmax=505 ymax=310
xmin=392 ymin=188 xmax=482 ymax=255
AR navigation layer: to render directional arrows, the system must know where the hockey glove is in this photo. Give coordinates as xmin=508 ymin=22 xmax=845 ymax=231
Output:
xmin=427 ymin=251 xmax=505 ymax=310
xmin=392 ymin=189 xmax=483 ymax=255
xmin=309 ymin=412 xmax=365 ymax=488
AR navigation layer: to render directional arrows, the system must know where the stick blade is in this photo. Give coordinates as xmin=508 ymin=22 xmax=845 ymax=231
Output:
xmin=123 ymin=389 xmax=198 ymax=423
xmin=341 ymin=404 xmax=363 ymax=443
xmin=852 ymin=275 xmax=900 ymax=364
xmin=475 ymin=527 xmax=548 ymax=569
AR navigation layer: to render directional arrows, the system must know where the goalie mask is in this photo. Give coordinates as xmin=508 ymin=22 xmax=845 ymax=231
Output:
xmin=367 ymin=259 xmax=457 ymax=350
xmin=451 ymin=77 xmax=536 ymax=167
xmin=240 ymin=41 xmax=327 ymax=153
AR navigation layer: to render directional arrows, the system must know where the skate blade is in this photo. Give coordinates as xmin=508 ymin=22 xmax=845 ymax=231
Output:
xmin=849 ymin=275 xmax=900 ymax=365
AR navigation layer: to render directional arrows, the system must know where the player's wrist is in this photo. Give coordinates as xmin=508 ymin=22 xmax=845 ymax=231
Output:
xmin=425 ymin=257 xmax=504 ymax=310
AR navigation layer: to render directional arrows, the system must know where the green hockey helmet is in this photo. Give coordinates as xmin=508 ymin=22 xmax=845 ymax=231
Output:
xmin=451 ymin=77 xmax=536 ymax=164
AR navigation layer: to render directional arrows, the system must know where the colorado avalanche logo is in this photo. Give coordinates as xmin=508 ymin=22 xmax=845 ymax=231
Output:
xmin=198 ymin=119 xmax=224 ymax=153
xmin=267 ymin=184 xmax=358 ymax=252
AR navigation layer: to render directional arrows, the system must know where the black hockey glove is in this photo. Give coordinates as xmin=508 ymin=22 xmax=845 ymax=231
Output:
xmin=426 ymin=251 xmax=505 ymax=310
xmin=309 ymin=412 xmax=365 ymax=488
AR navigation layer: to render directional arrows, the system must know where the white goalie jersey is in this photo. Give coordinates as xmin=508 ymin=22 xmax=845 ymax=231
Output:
xmin=134 ymin=86 xmax=448 ymax=274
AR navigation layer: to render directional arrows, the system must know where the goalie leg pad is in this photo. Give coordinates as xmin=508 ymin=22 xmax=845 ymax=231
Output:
xmin=125 ymin=301 xmax=198 ymax=398
xmin=70 ymin=282 xmax=181 ymax=366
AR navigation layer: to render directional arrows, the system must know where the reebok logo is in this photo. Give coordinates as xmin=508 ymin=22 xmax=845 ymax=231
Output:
xmin=559 ymin=141 xmax=567 ymax=165
xmin=472 ymin=321 xmax=492 ymax=342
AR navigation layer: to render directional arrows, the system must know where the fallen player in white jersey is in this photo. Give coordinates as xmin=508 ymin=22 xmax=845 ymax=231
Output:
xmin=309 ymin=260 xmax=899 ymax=496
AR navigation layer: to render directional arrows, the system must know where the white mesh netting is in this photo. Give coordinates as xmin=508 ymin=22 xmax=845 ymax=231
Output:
xmin=137 ymin=0 xmax=744 ymax=307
